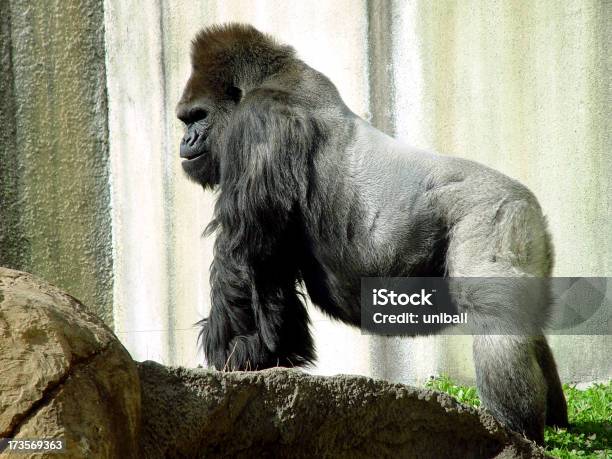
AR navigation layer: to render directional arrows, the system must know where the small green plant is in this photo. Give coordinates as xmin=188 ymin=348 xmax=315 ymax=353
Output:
xmin=425 ymin=374 xmax=481 ymax=407
xmin=425 ymin=376 xmax=611 ymax=459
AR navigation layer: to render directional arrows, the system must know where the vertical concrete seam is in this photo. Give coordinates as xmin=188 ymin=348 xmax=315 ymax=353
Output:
xmin=102 ymin=0 xmax=121 ymax=332
xmin=158 ymin=0 xmax=177 ymax=362
xmin=365 ymin=0 xmax=397 ymax=379
xmin=591 ymin=0 xmax=611 ymax=274
xmin=95 ymin=0 xmax=114 ymax=327
xmin=366 ymin=0 xmax=397 ymax=136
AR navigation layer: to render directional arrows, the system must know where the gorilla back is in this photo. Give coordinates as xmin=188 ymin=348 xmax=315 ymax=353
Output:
xmin=175 ymin=23 xmax=568 ymax=443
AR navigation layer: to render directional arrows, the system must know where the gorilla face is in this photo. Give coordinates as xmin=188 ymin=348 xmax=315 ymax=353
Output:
xmin=176 ymin=75 xmax=242 ymax=188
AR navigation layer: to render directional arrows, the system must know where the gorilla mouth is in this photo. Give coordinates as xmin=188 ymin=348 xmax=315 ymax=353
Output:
xmin=182 ymin=152 xmax=204 ymax=162
xmin=180 ymin=133 xmax=208 ymax=161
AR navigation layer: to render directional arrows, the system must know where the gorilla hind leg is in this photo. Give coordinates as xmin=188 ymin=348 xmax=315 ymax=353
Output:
xmin=534 ymin=336 xmax=569 ymax=427
xmin=445 ymin=196 xmax=564 ymax=443
xmin=473 ymin=335 xmax=547 ymax=444
xmin=448 ymin=273 xmax=552 ymax=443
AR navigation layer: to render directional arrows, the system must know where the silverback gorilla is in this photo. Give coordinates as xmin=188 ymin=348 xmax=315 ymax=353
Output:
xmin=175 ymin=24 xmax=568 ymax=443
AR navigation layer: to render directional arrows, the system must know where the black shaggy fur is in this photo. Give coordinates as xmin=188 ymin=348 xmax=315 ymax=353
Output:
xmin=202 ymin=89 xmax=323 ymax=369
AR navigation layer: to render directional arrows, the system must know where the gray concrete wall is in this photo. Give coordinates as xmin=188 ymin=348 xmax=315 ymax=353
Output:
xmin=1 ymin=0 xmax=609 ymax=385
xmin=0 ymin=0 xmax=113 ymax=324
xmin=104 ymin=0 xmax=611 ymax=385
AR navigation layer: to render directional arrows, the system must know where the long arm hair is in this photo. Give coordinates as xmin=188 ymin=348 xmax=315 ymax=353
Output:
xmin=200 ymin=88 xmax=321 ymax=370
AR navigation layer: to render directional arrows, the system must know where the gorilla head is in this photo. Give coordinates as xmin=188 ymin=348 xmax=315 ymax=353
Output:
xmin=175 ymin=23 xmax=568 ymax=444
xmin=176 ymin=25 xmax=294 ymax=189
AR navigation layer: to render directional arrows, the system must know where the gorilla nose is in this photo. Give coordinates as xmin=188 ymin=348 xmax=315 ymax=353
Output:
xmin=176 ymin=106 xmax=208 ymax=125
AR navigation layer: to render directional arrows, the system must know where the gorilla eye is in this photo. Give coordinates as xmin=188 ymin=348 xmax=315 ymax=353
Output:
xmin=227 ymin=86 xmax=242 ymax=103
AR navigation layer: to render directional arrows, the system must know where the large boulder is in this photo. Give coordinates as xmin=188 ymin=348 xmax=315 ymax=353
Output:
xmin=138 ymin=362 xmax=550 ymax=458
xmin=0 ymin=268 xmax=140 ymax=458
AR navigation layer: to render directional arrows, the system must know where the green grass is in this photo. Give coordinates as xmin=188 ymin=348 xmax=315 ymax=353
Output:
xmin=425 ymin=376 xmax=611 ymax=458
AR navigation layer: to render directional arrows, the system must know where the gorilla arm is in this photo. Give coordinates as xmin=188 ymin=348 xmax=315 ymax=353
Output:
xmin=202 ymin=88 xmax=319 ymax=370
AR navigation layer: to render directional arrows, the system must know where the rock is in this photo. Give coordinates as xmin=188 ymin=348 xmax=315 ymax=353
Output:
xmin=0 ymin=267 xmax=140 ymax=458
xmin=138 ymin=361 xmax=550 ymax=459
xmin=0 ymin=266 xmax=550 ymax=458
